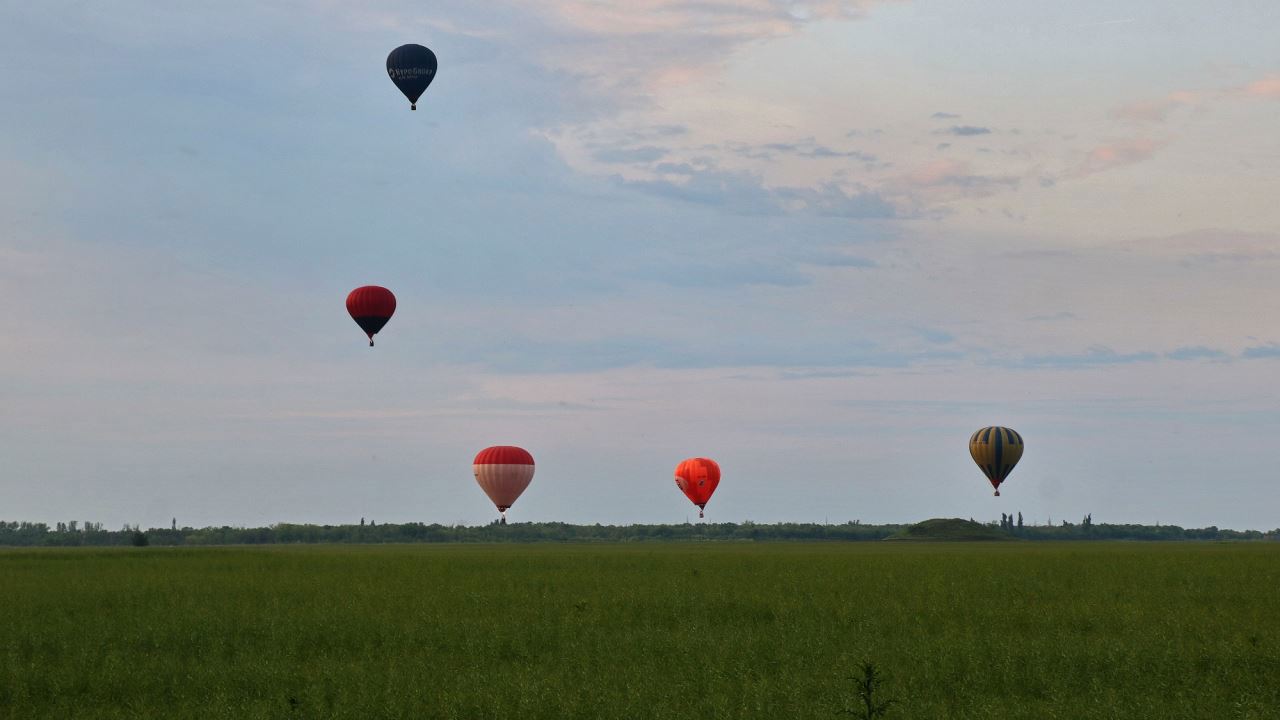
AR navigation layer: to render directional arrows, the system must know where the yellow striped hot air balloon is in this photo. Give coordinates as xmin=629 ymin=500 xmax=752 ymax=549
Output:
xmin=968 ymin=426 xmax=1024 ymax=496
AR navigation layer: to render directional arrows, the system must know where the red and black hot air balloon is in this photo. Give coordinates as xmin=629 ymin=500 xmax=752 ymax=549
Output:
xmin=473 ymin=446 xmax=535 ymax=524
xmin=346 ymin=286 xmax=396 ymax=346
xmin=674 ymin=457 xmax=720 ymax=519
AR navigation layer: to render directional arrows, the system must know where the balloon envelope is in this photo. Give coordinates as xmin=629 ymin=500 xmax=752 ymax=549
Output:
xmin=346 ymin=286 xmax=396 ymax=346
xmin=473 ymin=446 xmax=535 ymax=516
xmin=386 ymin=44 xmax=437 ymax=110
xmin=968 ymin=426 xmax=1024 ymax=496
xmin=674 ymin=457 xmax=720 ymax=518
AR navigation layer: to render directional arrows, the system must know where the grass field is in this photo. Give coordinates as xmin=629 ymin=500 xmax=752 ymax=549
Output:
xmin=2 ymin=542 xmax=1278 ymax=719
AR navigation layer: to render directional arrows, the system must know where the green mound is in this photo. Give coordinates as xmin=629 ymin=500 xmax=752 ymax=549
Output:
xmin=885 ymin=517 xmax=1017 ymax=541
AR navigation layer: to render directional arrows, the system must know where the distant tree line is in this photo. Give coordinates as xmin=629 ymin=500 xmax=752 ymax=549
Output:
xmin=0 ymin=518 xmax=1276 ymax=547
xmin=993 ymin=512 xmax=1271 ymax=541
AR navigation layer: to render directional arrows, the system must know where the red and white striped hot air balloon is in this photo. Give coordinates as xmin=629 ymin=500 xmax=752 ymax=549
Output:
xmin=473 ymin=446 xmax=534 ymax=524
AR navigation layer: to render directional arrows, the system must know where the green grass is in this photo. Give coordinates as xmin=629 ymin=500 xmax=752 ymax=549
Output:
xmin=2 ymin=543 xmax=1278 ymax=719
xmin=885 ymin=518 xmax=1015 ymax=541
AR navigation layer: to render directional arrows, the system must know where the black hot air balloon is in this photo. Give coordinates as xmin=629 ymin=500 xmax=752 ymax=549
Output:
xmin=386 ymin=44 xmax=437 ymax=110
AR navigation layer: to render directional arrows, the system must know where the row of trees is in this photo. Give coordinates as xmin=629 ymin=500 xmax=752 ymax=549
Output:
xmin=0 ymin=520 xmax=904 ymax=546
xmin=0 ymin=518 xmax=1275 ymax=547
xmin=991 ymin=512 xmax=1265 ymax=540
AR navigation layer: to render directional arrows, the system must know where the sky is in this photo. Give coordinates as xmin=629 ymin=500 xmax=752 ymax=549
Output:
xmin=2 ymin=0 xmax=1278 ymax=530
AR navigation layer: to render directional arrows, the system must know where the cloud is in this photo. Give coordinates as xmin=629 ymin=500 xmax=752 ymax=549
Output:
xmin=652 ymin=161 xmax=700 ymax=174
xmin=540 ymin=1 xmax=890 ymax=39
xmin=615 ymin=164 xmax=897 ymax=218
xmin=902 ymin=159 xmax=1015 ymax=188
xmin=776 ymin=368 xmax=874 ymax=380
xmin=1176 ymin=250 xmax=1280 ymax=268
xmin=1024 ymin=311 xmax=1076 ymax=322
xmin=722 ymin=140 xmax=877 ymax=163
xmin=1165 ymin=346 xmax=1231 ymax=361
xmin=664 ymin=262 xmax=813 ymax=288
xmin=1116 ymin=73 xmax=1278 ymax=126
xmin=1018 ymin=346 xmax=1159 ymax=368
xmin=1116 ymin=91 xmax=1200 ymax=123
xmin=453 ymin=330 xmax=961 ymax=373
xmin=590 ymin=145 xmax=668 ymax=163
xmin=1118 ymin=229 xmax=1280 ymax=266
xmin=912 ymin=327 xmax=955 ymax=344
xmin=774 ymin=182 xmax=898 ymax=217
xmin=517 ymin=3 xmax=917 ymax=214
xmin=887 ymin=159 xmax=1020 ymax=205
xmin=1241 ymin=345 xmax=1280 ymax=359
xmin=930 ymin=112 xmax=960 ymax=119
xmin=795 ymin=251 xmax=877 ymax=268
xmin=1236 ymin=74 xmax=1280 ymax=99
xmin=941 ymin=125 xmax=992 ymax=136
xmin=632 ymin=124 xmax=689 ymax=139
xmin=528 ymin=0 xmax=898 ymax=95
xmin=789 ymin=145 xmax=876 ymax=161
xmin=1070 ymin=137 xmax=1165 ymax=178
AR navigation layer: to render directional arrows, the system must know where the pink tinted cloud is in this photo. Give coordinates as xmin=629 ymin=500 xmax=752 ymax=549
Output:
xmin=1098 ymin=72 xmax=1275 ymax=181
xmin=905 ymin=158 xmax=968 ymax=186
xmin=541 ymin=1 xmax=885 ymax=38
xmin=1116 ymin=91 xmax=1200 ymax=123
xmin=888 ymin=158 xmax=1020 ymax=205
xmin=1071 ymin=137 xmax=1166 ymax=178
xmin=529 ymin=1 xmax=896 ymax=92
xmin=1118 ymin=73 xmax=1279 ymax=124
xmin=1239 ymin=74 xmax=1280 ymax=98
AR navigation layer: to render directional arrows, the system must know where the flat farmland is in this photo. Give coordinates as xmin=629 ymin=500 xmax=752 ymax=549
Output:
xmin=2 ymin=542 xmax=1277 ymax=719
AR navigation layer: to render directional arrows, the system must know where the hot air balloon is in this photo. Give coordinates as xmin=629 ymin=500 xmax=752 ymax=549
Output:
xmin=473 ymin=446 xmax=534 ymax=524
xmin=674 ymin=457 xmax=720 ymax=519
xmin=346 ymin=286 xmax=396 ymax=346
xmin=968 ymin=426 xmax=1024 ymax=496
xmin=386 ymin=44 xmax=437 ymax=110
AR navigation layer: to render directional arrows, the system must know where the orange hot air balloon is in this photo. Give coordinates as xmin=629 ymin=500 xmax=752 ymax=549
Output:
xmin=675 ymin=457 xmax=720 ymax=518
xmin=473 ymin=446 xmax=534 ymax=523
